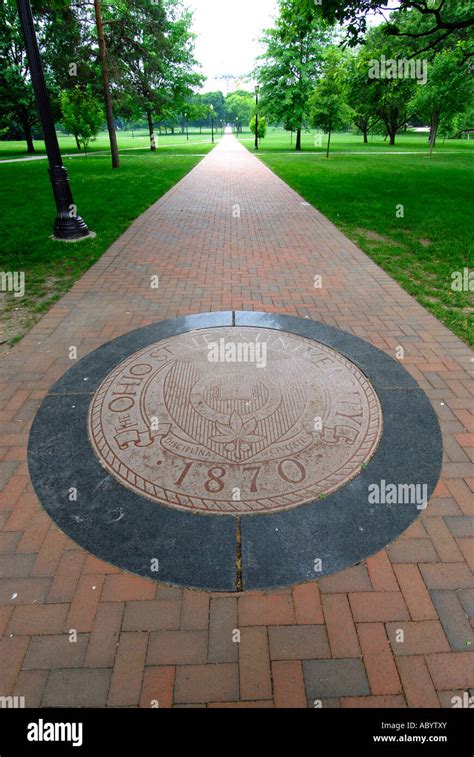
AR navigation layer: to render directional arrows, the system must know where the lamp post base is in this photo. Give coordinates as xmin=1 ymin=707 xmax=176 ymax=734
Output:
xmin=53 ymin=215 xmax=90 ymax=241
xmin=49 ymin=165 xmax=90 ymax=240
xmin=52 ymin=228 xmax=96 ymax=243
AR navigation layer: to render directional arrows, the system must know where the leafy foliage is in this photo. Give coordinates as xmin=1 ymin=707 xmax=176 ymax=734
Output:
xmin=345 ymin=48 xmax=381 ymax=141
xmin=0 ymin=0 xmax=40 ymax=151
xmin=410 ymin=50 xmax=473 ymax=152
xmin=309 ymin=48 xmax=352 ymax=156
xmin=60 ymin=85 xmax=104 ymax=153
xmin=107 ymin=0 xmax=202 ymax=149
xmin=293 ymin=0 xmax=474 ymax=54
xmin=249 ymin=115 xmax=267 ymax=138
xmin=254 ymin=0 xmax=331 ymax=150
xmin=226 ymin=91 xmax=255 ymax=131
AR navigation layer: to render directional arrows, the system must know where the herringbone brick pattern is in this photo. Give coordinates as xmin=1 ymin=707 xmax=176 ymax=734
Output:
xmin=0 ymin=137 xmax=473 ymax=707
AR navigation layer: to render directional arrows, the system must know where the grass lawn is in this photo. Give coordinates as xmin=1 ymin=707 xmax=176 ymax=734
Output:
xmin=0 ymin=141 xmax=215 ymax=349
xmin=0 ymin=128 xmax=229 ymax=160
xmin=241 ymin=128 xmax=474 ymax=153
xmin=241 ymin=129 xmax=473 ymax=346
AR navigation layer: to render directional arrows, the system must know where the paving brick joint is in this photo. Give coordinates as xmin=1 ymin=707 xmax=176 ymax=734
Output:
xmin=0 ymin=136 xmax=472 ymax=708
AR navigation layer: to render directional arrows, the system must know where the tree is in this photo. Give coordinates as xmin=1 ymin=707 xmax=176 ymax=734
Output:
xmin=249 ymin=115 xmax=267 ymax=139
xmin=0 ymin=0 xmax=39 ymax=152
xmin=0 ymin=0 xmax=105 ymax=154
xmin=37 ymin=0 xmax=120 ymax=163
xmin=115 ymin=91 xmax=142 ymax=136
xmin=363 ymin=29 xmax=417 ymax=145
xmin=450 ymin=101 xmax=474 ymax=138
xmin=109 ymin=0 xmax=202 ymax=151
xmin=158 ymin=111 xmax=180 ymax=134
xmin=293 ymin=0 xmax=474 ymax=55
xmin=410 ymin=50 xmax=473 ymax=155
xmin=381 ymin=1 xmax=473 ymax=62
xmin=225 ymin=91 xmax=254 ymax=133
xmin=93 ymin=0 xmax=119 ymax=168
xmin=373 ymin=76 xmax=415 ymax=146
xmin=38 ymin=0 xmax=98 ymax=93
xmin=182 ymin=94 xmax=208 ymax=132
xmin=346 ymin=49 xmax=380 ymax=142
xmin=61 ymin=85 xmax=104 ymax=154
xmin=255 ymin=0 xmax=331 ymax=151
xmin=201 ymin=91 xmax=226 ymax=124
xmin=309 ymin=48 xmax=351 ymax=157
xmin=181 ymin=92 xmax=220 ymax=133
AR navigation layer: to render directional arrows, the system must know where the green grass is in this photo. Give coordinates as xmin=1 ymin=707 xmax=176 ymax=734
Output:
xmin=2 ymin=127 xmax=472 ymax=348
xmin=0 ymin=143 xmax=214 ymax=347
xmin=0 ymin=128 xmax=227 ymax=160
xmin=240 ymin=128 xmax=474 ymax=153
xmin=241 ymin=129 xmax=473 ymax=345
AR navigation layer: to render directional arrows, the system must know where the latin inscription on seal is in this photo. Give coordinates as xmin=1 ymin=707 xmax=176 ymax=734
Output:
xmin=88 ymin=328 xmax=383 ymax=514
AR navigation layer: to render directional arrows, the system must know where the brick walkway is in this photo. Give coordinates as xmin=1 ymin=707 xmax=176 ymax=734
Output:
xmin=1 ymin=136 xmax=473 ymax=708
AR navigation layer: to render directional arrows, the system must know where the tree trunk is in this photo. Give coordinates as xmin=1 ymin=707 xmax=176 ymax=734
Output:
xmin=146 ymin=110 xmax=156 ymax=151
xmin=23 ymin=121 xmax=35 ymax=153
xmin=290 ymin=130 xmax=293 ymax=145
xmin=389 ymin=131 xmax=396 ymax=146
xmin=362 ymin=128 xmax=368 ymax=144
xmin=93 ymin=0 xmax=119 ymax=168
xmin=295 ymin=128 xmax=301 ymax=151
xmin=75 ymin=134 xmax=81 ymax=150
xmin=429 ymin=116 xmax=439 ymax=156
xmin=326 ymin=127 xmax=332 ymax=158
xmin=199 ymin=126 xmax=202 ymax=134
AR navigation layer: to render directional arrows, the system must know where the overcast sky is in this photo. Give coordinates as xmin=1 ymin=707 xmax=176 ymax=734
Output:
xmin=186 ymin=0 xmax=279 ymax=81
xmin=186 ymin=0 xmax=389 ymax=89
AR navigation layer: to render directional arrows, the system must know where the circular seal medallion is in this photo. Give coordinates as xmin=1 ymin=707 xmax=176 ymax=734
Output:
xmin=88 ymin=327 xmax=383 ymax=514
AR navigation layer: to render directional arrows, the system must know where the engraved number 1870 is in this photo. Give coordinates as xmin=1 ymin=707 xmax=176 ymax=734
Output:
xmin=172 ymin=458 xmax=306 ymax=495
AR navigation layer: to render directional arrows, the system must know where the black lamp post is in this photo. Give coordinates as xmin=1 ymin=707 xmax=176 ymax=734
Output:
xmin=184 ymin=112 xmax=189 ymax=140
xmin=210 ymin=105 xmax=214 ymax=144
xmin=255 ymin=85 xmax=260 ymax=151
xmin=235 ymin=116 xmax=239 ymax=135
xmin=16 ymin=0 xmax=90 ymax=240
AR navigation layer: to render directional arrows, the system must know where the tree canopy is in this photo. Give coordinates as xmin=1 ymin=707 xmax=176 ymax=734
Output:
xmin=254 ymin=0 xmax=331 ymax=150
xmin=309 ymin=47 xmax=351 ymax=156
xmin=0 ymin=0 xmax=203 ymax=154
xmin=294 ymin=0 xmax=474 ymax=55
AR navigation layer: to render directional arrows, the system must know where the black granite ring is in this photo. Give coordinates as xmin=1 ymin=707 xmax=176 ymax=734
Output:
xmin=28 ymin=311 xmax=442 ymax=591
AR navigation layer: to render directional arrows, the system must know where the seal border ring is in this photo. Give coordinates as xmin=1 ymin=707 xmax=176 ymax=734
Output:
xmin=27 ymin=311 xmax=443 ymax=592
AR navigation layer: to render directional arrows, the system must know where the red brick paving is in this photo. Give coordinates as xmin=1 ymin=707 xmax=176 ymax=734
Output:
xmin=0 ymin=136 xmax=473 ymax=707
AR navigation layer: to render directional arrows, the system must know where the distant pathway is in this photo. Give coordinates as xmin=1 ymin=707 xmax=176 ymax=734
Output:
xmin=0 ymin=139 xmax=215 ymax=164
